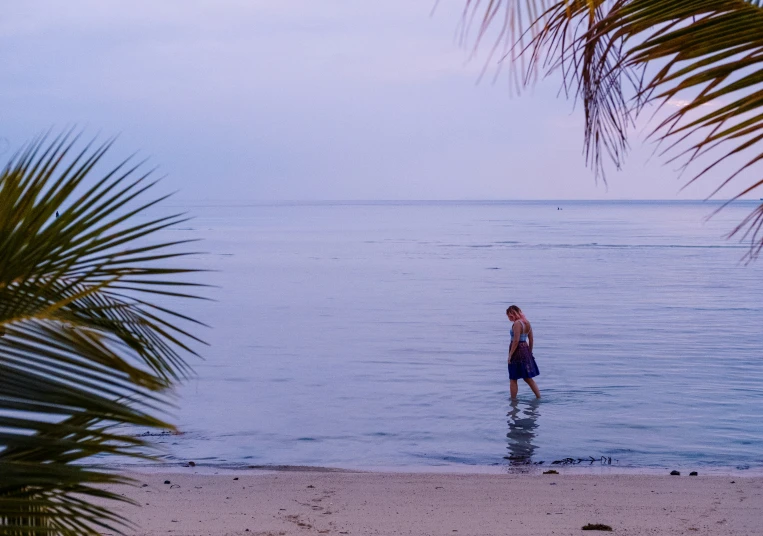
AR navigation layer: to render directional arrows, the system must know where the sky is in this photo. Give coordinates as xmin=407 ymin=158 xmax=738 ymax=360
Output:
xmin=0 ymin=1 xmax=760 ymax=201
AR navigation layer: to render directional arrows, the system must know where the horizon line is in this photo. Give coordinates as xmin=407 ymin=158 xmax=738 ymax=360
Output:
xmin=165 ymin=198 xmax=762 ymax=204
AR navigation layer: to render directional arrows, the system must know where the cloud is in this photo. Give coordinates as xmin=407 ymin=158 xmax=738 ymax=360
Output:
xmin=666 ymin=99 xmax=720 ymax=108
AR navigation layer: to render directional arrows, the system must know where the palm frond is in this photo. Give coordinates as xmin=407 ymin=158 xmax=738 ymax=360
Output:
xmin=0 ymin=134 xmax=204 ymax=535
xmin=463 ymin=0 xmax=763 ymax=257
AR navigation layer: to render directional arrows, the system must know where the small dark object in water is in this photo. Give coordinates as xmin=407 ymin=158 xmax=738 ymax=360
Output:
xmin=582 ymin=523 xmax=612 ymax=531
xmin=731 ymin=481 xmax=736 ymax=484
xmin=137 ymin=430 xmax=181 ymax=437
xmin=233 ymin=477 xmax=239 ymax=480
xmin=670 ymin=470 xmax=680 ymax=476
xmin=188 ymin=461 xmax=196 ymax=467
xmin=307 ymin=485 xmax=315 ymax=488
xmin=164 ymin=480 xmax=171 ymax=484
xmin=690 ymin=471 xmax=698 ymax=476
xmin=141 ymin=484 xmax=148 ymax=487
xmin=543 ymin=470 xmax=558 ymax=474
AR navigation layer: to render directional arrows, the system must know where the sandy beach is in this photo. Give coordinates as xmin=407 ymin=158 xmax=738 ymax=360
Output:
xmin=105 ymin=469 xmax=763 ymax=536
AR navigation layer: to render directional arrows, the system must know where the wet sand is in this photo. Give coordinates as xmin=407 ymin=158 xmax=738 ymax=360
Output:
xmin=105 ymin=469 xmax=763 ymax=535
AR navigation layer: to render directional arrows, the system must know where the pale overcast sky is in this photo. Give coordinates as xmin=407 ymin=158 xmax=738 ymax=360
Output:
xmin=0 ymin=1 xmax=759 ymax=201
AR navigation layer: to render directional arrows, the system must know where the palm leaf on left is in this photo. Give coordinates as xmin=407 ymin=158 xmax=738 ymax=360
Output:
xmin=0 ymin=134 xmax=204 ymax=535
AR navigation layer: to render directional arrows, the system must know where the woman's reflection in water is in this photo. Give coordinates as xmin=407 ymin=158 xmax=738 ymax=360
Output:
xmin=505 ymin=398 xmax=540 ymax=465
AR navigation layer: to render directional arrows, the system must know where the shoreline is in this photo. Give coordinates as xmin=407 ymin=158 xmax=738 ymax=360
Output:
xmin=112 ymin=461 xmax=763 ymax=477
xmin=103 ymin=469 xmax=763 ymax=536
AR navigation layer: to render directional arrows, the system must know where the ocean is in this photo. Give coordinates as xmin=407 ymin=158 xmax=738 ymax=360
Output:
xmin=138 ymin=200 xmax=763 ymax=472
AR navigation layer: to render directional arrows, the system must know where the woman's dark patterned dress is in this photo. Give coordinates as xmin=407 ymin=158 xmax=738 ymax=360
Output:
xmin=508 ymin=321 xmax=540 ymax=380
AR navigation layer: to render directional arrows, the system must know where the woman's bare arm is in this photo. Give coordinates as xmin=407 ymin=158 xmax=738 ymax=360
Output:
xmin=528 ymin=325 xmax=534 ymax=353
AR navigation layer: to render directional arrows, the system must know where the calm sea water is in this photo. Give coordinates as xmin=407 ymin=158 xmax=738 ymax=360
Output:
xmin=137 ymin=201 xmax=763 ymax=472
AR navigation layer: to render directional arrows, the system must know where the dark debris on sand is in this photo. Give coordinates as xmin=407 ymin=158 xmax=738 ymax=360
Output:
xmin=582 ymin=523 xmax=613 ymax=531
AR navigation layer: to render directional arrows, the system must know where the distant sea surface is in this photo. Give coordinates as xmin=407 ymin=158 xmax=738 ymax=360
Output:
xmin=130 ymin=201 xmax=763 ymax=472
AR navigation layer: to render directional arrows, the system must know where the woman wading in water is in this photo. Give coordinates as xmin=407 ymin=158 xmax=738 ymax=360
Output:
xmin=507 ymin=305 xmax=541 ymax=399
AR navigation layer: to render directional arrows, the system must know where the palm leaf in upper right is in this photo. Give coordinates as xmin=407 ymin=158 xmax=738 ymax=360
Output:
xmin=464 ymin=0 xmax=763 ymax=257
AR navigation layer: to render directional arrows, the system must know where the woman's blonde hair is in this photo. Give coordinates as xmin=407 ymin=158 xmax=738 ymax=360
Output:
xmin=506 ymin=305 xmax=525 ymax=318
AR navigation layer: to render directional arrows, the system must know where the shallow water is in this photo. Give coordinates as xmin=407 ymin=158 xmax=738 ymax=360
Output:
xmin=133 ymin=201 xmax=763 ymax=472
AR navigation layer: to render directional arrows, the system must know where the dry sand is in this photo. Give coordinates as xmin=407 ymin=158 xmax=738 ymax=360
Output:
xmin=106 ymin=469 xmax=763 ymax=536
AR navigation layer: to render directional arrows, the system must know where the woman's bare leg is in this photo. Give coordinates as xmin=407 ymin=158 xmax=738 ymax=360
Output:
xmin=523 ymin=378 xmax=541 ymax=399
xmin=510 ymin=379 xmax=518 ymax=399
